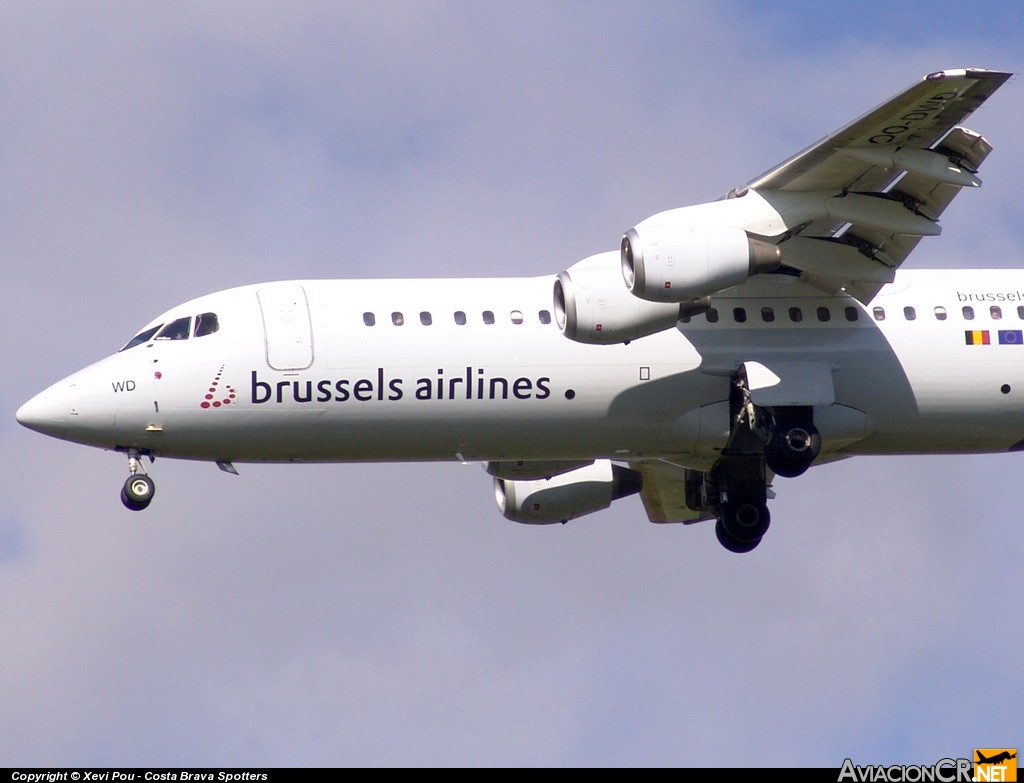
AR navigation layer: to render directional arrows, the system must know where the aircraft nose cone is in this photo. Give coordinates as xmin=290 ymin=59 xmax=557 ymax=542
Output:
xmin=16 ymin=383 xmax=70 ymax=439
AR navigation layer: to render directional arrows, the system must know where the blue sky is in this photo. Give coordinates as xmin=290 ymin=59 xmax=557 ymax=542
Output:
xmin=1 ymin=1 xmax=1022 ymax=767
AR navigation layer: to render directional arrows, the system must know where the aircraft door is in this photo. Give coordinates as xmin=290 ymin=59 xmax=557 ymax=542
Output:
xmin=257 ymin=284 xmax=314 ymax=370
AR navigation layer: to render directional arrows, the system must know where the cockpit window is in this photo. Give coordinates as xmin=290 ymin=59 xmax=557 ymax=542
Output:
xmin=194 ymin=312 xmax=219 ymax=337
xmin=120 ymin=312 xmax=218 ymax=351
xmin=156 ymin=316 xmax=191 ymax=341
xmin=120 ymin=324 xmax=162 ymax=352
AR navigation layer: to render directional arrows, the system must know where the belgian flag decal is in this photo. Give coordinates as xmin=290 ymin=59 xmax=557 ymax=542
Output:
xmin=965 ymin=330 xmax=991 ymax=345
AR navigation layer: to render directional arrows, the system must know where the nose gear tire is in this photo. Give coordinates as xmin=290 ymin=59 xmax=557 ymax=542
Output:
xmin=121 ymin=474 xmax=155 ymax=511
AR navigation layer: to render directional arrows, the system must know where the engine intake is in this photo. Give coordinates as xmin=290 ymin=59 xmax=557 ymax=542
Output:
xmin=554 ymin=251 xmax=685 ymax=344
xmin=495 ymin=460 xmax=642 ymax=525
xmin=622 ymin=225 xmax=780 ymax=302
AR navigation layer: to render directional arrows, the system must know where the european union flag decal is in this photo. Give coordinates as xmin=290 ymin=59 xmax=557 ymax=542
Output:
xmin=999 ymin=330 xmax=1024 ymax=345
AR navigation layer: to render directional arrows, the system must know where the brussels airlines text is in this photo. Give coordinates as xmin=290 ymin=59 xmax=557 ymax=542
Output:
xmin=250 ymin=367 xmax=554 ymax=405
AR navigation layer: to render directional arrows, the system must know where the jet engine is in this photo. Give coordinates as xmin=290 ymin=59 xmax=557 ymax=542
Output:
xmin=621 ymin=225 xmax=780 ymax=303
xmin=554 ymin=251 xmax=690 ymax=344
xmin=494 ymin=460 xmax=642 ymax=524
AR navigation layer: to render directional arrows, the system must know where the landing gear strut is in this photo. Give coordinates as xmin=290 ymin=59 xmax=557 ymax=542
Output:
xmin=703 ymin=368 xmax=775 ymax=553
xmin=120 ymin=449 xmax=155 ymax=511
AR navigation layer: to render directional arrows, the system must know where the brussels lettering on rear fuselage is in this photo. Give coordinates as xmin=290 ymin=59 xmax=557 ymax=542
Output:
xmin=251 ymin=368 xmax=552 ymax=405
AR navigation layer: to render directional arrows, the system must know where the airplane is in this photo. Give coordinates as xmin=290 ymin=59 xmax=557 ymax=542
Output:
xmin=15 ymin=67 xmax=1018 ymax=553
xmin=976 ymin=751 xmax=1017 ymax=765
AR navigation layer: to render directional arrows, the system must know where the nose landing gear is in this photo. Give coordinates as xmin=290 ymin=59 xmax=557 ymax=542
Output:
xmin=120 ymin=449 xmax=155 ymax=511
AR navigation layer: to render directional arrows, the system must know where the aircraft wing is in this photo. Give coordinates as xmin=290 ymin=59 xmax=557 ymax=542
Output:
xmin=733 ymin=68 xmax=1012 ymax=301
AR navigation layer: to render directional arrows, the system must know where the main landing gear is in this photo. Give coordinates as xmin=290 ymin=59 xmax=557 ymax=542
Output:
xmin=690 ymin=373 xmax=822 ymax=553
xmin=120 ymin=448 xmax=155 ymax=511
xmin=765 ymin=408 xmax=821 ymax=478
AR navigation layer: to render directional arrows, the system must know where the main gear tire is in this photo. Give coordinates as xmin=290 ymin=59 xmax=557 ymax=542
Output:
xmin=715 ymin=519 xmax=762 ymax=554
xmin=719 ymin=495 xmax=770 ymax=543
xmin=766 ymin=421 xmax=821 ymax=478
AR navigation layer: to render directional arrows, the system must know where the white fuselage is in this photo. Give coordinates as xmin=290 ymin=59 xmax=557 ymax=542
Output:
xmin=17 ymin=268 xmax=1024 ymax=467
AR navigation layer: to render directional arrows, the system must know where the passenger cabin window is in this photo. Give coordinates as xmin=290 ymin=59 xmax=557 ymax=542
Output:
xmin=121 ymin=324 xmax=162 ymax=351
xmin=733 ymin=307 xmax=747 ymax=323
xmin=963 ymin=306 xmax=975 ymax=320
xmin=789 ymin=307 xmax=803 ymax=323
xmin=156 ymin=317 xmax=191 ymax=341
xmin=904 ymin=306 xmax=916 ymax=321
xmin=934 ymin=306 xmax=947 ymax=321
xmin=420 ymin=311 xmax=432 ymax=326
xmin=482 ymin=310 xmax=495 ymax=325
xmin=538 ymin=310 xmax=552 ymax=325
xmin=705 ymin=308 xmax=719 ymax=323
xmin=873 ymin=307 xmax=885 ymax=321
xmin=845 ymin=306 xmax=859 ymax=322
xmin=510 ymin=310 xmax=524 ymax=324
xmin=454 ymin=311 xmax=467 ymax=325
xmin=1018 ymin=306 xmax=1024 ymax=320
xmin=363 ymin=312 xmax=376 ymax=327
xmin=392 ymin=312 xmax=405 ymax=326
xmin=761 ymin=307 xmax=775 ymax=323
xmin=817 ymin=306 xmax=830 ymax=322
xmin=194 ymin=312 xmax=220 ymax=337
xmin=991 ymin=306 xmax=1002 ymax=320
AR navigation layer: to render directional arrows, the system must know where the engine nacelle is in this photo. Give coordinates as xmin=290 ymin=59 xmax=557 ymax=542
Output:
xmin=554 ymin=251 xmax=684 ymax=344
xmin=494 ymin=460 xmax=642 ymax=525
xmin=486 ymin=459 xmax=595 ymax=480
xmin=621 ymin=225 xmax=780 ymax=303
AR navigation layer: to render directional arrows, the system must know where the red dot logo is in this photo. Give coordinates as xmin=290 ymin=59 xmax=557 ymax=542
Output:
xmin=198 ymin=366 xmax=236 ymax=409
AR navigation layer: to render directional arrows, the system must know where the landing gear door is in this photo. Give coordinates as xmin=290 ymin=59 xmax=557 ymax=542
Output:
xmin=257 ymin=284 xmax=314 ymax=370
xmin=741 ymin=360 xmax=835 ymax=407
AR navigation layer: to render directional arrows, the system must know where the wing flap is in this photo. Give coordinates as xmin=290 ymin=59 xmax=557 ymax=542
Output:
xmin=891 ymin=127 xmax=994 ymax=221
xmin=634 ymin=461 xmax=712 ymax=525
